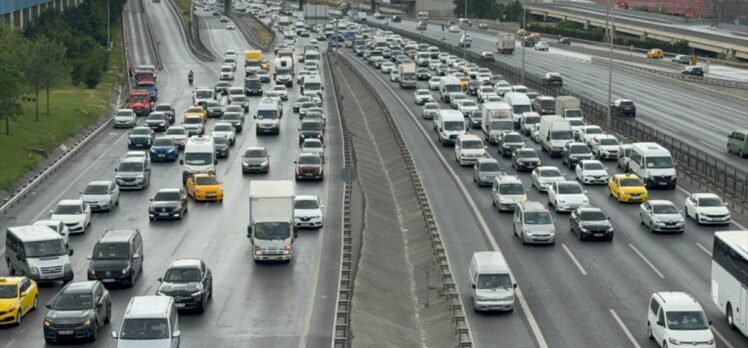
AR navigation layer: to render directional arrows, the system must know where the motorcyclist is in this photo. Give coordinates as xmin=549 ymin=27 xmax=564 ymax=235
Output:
xmin=188 ymin=70 xmax=194 ymax=85
xmin=441 ymin=24 xmax=445 ymax=31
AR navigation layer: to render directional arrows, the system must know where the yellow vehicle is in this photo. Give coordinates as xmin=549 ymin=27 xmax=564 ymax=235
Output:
xmin=184 ymin=105 xmax=207 ymax=122
xmin=458 ymin=76 xmax=470 ymax=91
xmin=0 ymin=276 xmax=38 ymax=326
xmin=186 ymin=173 xmax=224 ymax=202
xmin=244 ymin=50 xmax=269 ymax=71
xmin=646 ymin=48 xmax=664 ymax=59
xmin=608 ymin=173 xmax=648 ymax=203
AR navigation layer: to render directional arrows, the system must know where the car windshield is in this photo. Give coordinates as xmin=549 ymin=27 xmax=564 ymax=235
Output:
xmin=214 ymin=137 xmax=227 ymax=145
xmin=477 ymin=274 xmax=512 ymax=290
xmin=540 ymin=169 xmax=562 ymax=177
xmin=301 ymin=122 xmax=322 ymax=131
xmin=445 ymin=84 xmax=462 ymax=92
xmin=244 ymin=149 xmax=266 ymax=158
xmin=166 ymin=128 xmax=185 ymax=135
xmin=569 ymin=119 xmax=585 ymax=126
xmin=620 ymin=178 xmax=643 ymax=186
xmin=524 ymin=212 xmax=552 ymax=224
xmin=424 ymin=104 xmax=438 ymax=110
xmin=120 ymin=318 xmax=170 ymax=340
xmin=187 ymin=107 xmax=203 ymax=113
xmin=52 ymin=293 xmax=93 ymax=311
xmin=499 ymin=183 xmax=524 ymax=194
xmin=584 ymin=162 xmax=605 ymax=170
xmin=585 ymin=127 xmax=603 ymax=134
xmin=580 ymin=211 xmax=606 ymax=221
xmin=214 ymin=125 xmax=233 ymax=132
xmin=503 ymin=134 xmax=523 ymax=143
xmin=298 ymin=155 xmax=322 ymax=165
xmin=0 ymin=285 xmax=17 ymax=299
xmin=524 ymin=117 xmax=540 ymax=125
xmin=163 ymin=268 xmax=201 ymax=283
xmin=254 ymin=222 xmax=291 ymax=240
xmin=653 ymin=204 xmax=679 ymax=214
xmin=540 ymin=100 xmax=554 ymax=108
xmin=257 ymin=110 xmax=278 ymax=120
xmin=184 ymin=117 xmax=201 ymax=124
xmin=444 ymin=121 xmax=464 ymax=131
xmin=195 ymin=176 xmax=218 ymax=185
xmin=296 ymin=97 xmax=311 ymax=104
xmin=84 ymin=184 xmax=109 ymax=195
xmin=153 ymin=138 xmax=174 ymax=147
xmin=54 ymin=203 xmax=82 ymax=214
xmin=698 ymin=197 xmax=723 ymax=207
xmin=462 ymin=140 xmax=483 ymax=149
xmin=462 ymin=101 xmax=477 ymax=107
xmin=295 ymin=199 xmax=319 ymax=209
xmin=304 ymin=141 xmax=322 ymax=148
xmin=491 ymin=121 xmax=512 ymax=130
xmin=24 ymin=239 xmax=66 ymax=258
xmin=570 ymin=145 xmax=590 ymax=154
xmin=517 ymin=150 xmax=536 ymax=158
xmin=130 ymin=95 xmax=147 ymax=102
xmin=93 ymin=242 xmax=129 ymax=260
xmin=600 ymin=138 xmax=619 ymax=146
xmin=132 ymin=128 xmax=151 ymax=135
xmin=116 ymin=110 xmax=134 ymax=117
xmin=305 ymin=82 xmax=321 ymax=90
xmin=646 ymin=156 xmax=673 ymax=169
xmin=206 ymin=102 xmax=221 ymax=108
xmin=195 ymin=90 xmax=213 ymax=98
xmin=558 ymin=183 xmax=583 ymax=194
xmin=666 ymin=311 xmax=709 ymax=331
xmin=184 ymin=152 xmax=212 ymax=165
xmin=223 ymin=113 xmax=240 ymax=121
xmin=118 ymin=162 xmax=143 ymax=172
xmin=154 ymin=191 xmax=181 ymax=202
xmin=233 ymin=96 xmax=248 ymax=103
xmin=551 ymin=130 xmax=574 ymax=139
xmin=480 ymin=162 xmax=501 ymax=172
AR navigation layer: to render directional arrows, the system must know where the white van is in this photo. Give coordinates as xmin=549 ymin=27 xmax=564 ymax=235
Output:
xmin=469 ymin=251 xmax=516 ymax=312
xmin=504 ymin=92 xmax=532 ymax=126
xmin=192 ymin=88 xmax=215 ymax=107
xmin=434 ymin=109 xmax=465 ymax=146
xmin=180 ymin=135 xmax=216 ymax=183
xmin=112 ymin=296 xmax=180 ymax=348
xmin=255 ymin=99 xmax=282 ymax=135
xmin=439 ymin=76 xmax=462 ymax=103
xmin=647 ymin=292 xmax=715 ymax=348
xmin=302 ymin=74 xmax=323 ymax=96
xmin=5 ymin=226 xmax=74 ymax=284
xmin=629 ymin=142 xmax=677 ymax=189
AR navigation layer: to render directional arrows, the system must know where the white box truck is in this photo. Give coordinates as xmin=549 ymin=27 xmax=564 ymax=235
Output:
xmin=273 ymin=57 xmax=294 ymax=87
xmin=539 ymin=116 xmax=574 ymax=157
xmin=481 ymin=102 xmax=513 ymax=144
xmin=555 ymin=96 xmax=583 ymax=120
xmin=496 ymin=33 xmax=515 ymax=54
xmin=440 ymin=76 xmax=463 ymax=103
xmin=247 ymin=180 xmax=297 ymax=262
xmin=399 ymin=62 xmax=416 ymax=89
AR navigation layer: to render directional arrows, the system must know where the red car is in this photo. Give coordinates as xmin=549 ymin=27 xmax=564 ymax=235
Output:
xmin=294 ymin=153 xmax=324 ymax=181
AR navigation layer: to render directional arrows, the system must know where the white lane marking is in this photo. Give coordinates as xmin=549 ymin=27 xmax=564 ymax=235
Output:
xmin=609 ymin=309 xmax=641 ymax=348
xmin=695 ymin=242 xmax=712 ymax=257
xmin=3 ymin=339 xmax=15 ymax=348
xmin=711 ymin=327 xmax=736 ymax=348
xmin=655 ymin=122 xmax=680 ymax=134
xmin=628 ymin=243 xmax=665 ymax=279
xmin=698 ymin=140 xmax=724 ymax=153
xmin=562 ymin=243 xmax=588 ymax=276
xmin=339 ymin=51 xmax=545 ymax=348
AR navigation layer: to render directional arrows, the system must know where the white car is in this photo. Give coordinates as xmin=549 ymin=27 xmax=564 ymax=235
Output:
xmin=301 ymin=139 xmax=325 ymax=160
xmin=380 ymin=62 xmax=395 ymax=73
xmin=211 ymin=122 xmax=237 ymax=145
xmin=590 ymin=134 xmax=620 ymax=160
xmin=531 ymin=166 xmax=565 ymax=192
xmin=578 ymin=125 xmax=604 ymax=145
xmin=49 ymin=199 xmax=91 ymax=234
xmin=428 ymin=77 xmax=441 ymax=90
xmin=454 ymin=134 xmax=487 ymax=166
xmin=477 ymin=86 xmax=496 ymax=103
xmin=568 ymin=118 xmax=585 ymax=136
xmin=219 ymin=65 xmax=234 ymax=80
xmin=477 ymin=73 xmax=492 ymax=84
xmin=428 ymin=59 xmax=441 ymax=71
xmin=113 ymin=108 xmax=137 ymax=128
xmin=448 ymin=25 xmax=460 ymax=33
xmin=33 ymin=220 xmax=70 ymax=247
xmin=165 ymin=126 xmax=188 ymax=148
xmin=421 ymin=102 xmax=439 ymax=120
xmin=494 ymin=81 xmax=512 ymax=96
xmin=449 ymin=92 xmax=468 ymax=109
xmin=226 ymin=23 xmax=236 ymax=30
xmin=294 ymin=195 xmax=324 ymax=228
xmin=647 ymin=292 xmax=716 ymax=348
xmin=547 ymin=181 xmax=589 ymax=213
xmin=534 ymin=41 xmax=549 ymax=51
xmin=457 ymin=100 xmax=479 ymax=117
xmin=484 ymin=95 xmax=503 ymax=103
xmin=414 ymin=89 xmax=434 ymax=105
xmin=80 ymin=180 xmax=120 ymax=212
xmin=684 ymin=193 xmax=731 ymax=225
xmin=390 ymin=70 xmax=400 ymax=82
xmin=639 ymin=200 xmax=685 ymax=233
xmin=575 ymin=160 xmax=608 ymax=185
xmin=491 ymin=175 xmax=527 ymax=212
xmin=223 ymin=49 xmax=237 ymax=60
xmin=271 ymin=85 xmax=289 ymax=100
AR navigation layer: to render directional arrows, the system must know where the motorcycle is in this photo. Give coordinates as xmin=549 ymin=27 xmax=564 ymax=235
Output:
xmin=188 ymin=75 xmax=194 ymax=86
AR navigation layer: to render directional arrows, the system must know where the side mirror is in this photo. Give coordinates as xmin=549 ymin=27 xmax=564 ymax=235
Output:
xmin=133 ymin=253 xmax=141 ymax=259
xmin=708 ymin=320 xmax=713 ymax=326
xmin=111 ymin=332 xmax=118 ymax=339
xmin=254 ymin=115 xmax=257 ymax=119
xmin=69 ymin=248 xmax=74 ymax=256
xmin=46 ymin=303 xmax=52 ymax=309
xmin=179 ymin=159 xmax=184 ymax=165
xmin=86 ymin=255 xmax=92 ymax=260
xmin=96 ymin=302 xmax=103 ymax=308
xmin=513 ymin=283 xmax=518 ymax=289
xmin=656 ymin=320 xmax=664 ymax=327
xmin=471 ymin=284 xmax=475 ymax=289
xmin=247 ymin=226 xmax=253 ymax=238
xmin=158 ymin=277 xmax=163 ymax=282
xmin=49 ymin=209 xmax=54 ymax=215
xmin=173 ymin=330 xmax=181 ymax=338
xmin=214 ymin=159 xmax=218 ymax=165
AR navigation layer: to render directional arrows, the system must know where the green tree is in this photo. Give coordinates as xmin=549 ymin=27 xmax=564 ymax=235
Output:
xmin=0 ymin=28 xmax=29 ymax=135
xmin=24 ymin=36 xmax=70 ymax=121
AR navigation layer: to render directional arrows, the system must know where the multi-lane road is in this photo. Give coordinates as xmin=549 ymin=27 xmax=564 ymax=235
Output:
xmin=371 ymin=18 xmax=748 ymax=174
xmin=0 ymin=0 xmax=341 ymax=346
xmin=337 ymin=43 xmax=748 ymax=348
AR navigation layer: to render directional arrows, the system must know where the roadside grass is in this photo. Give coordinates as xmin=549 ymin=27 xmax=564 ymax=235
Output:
xmin=251 ymin=21 xmax=274 ymax=48
xmin=0 ymin=27 xmax=125 ymax=192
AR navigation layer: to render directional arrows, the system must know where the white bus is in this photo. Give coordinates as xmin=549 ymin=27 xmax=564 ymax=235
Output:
xmin=417 ymin=11 xmax=429 ymax=21
xmin=711 ymin=230 xmax=748 ymax=337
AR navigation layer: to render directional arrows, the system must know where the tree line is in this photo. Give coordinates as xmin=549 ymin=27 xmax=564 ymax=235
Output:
xmin=0 ymin=0 xmax=124 ymax=135
xmin=452 ymin=0 xmax=524 ymax=22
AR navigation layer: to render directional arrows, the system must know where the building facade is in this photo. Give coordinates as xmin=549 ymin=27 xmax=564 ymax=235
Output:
xmin=1 ymin=0 xmax=82 ymax=28
xmin=596 ymin=0 xmax=747 ymax=20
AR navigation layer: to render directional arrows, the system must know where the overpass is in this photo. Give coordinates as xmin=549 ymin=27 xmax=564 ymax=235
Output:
xmin=524 ymin=1 xmax=748 ymax=59
xmin=0 ymin=0 xmax=82 ymax=28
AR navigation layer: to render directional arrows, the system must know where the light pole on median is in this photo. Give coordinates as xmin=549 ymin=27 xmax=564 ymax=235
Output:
xmin=107 ymin=0 xmax=111 ymax=50
xmin=521 ymin=8 xmax=526 ymax=84
xmin=462 ymin=0 xmax=467 ymax=59
xmin=605 ymin=0 xmax=614 ymax=129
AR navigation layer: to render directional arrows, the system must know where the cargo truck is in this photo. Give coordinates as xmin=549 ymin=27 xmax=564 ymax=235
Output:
xmin=247 ymin=180 xmax=297 ymax=262
xmin=273 ymin=57 xmax=294 ymax=87
xmin=496 ymin=33 xmax=515 ymax=54
xmin=399 ymin=62 xmax=417 ymax=89
xmin=481 ymin=102 xmax=513 ymax=144
xmin=539 ymin=115 xmax=574 ymax=157
xmin=555 ymin=96 xmax=583 ymax=120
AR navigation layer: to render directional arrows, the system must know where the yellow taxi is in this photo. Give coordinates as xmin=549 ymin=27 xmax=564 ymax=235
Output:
xmin=646 ymin=48 xmax=664 ymax=59
xmin=184 ymin=105 xmax=208 ymax=122
xmin=459 ymin=76 xmax=470 ymax=91
xmin=186 ymin=173 xmax=224 ymax=202
xmin=608 ymin=173 xmax=648 ymax=203
xmin=0 ymin=276 xmax=38 ymax=326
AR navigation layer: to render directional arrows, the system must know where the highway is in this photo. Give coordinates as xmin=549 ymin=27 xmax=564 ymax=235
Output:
xmin=371 ymin=18 xmax=748 ymax=174
xmin=337 ymin=44 xmax=748 ymax=348
xmin=0 ymin=0 xmax=340 ymax=346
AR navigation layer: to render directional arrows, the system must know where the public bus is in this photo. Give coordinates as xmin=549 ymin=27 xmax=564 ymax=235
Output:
xmin=711 ymin=230 xmax=748 ymax=337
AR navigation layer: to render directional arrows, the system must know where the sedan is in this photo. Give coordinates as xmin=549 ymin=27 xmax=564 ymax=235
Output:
xmin=80 ymin=180 xmax=120 ymax=212
xmin=148 ymin=188 xmax=188 ymax=220
xmin=0 ymin=276 xmax=38 ymax=327
xmin=293 ymin=96 xmax=312 ymax=112
xmin=205 ymin=100 xmax=225 ymax=118
xmin=153 ymin=103 xmax=176 ymax=124
xmin=531 ymin=166 xmax=565 ymax=192
xmin=113 ymin=109 xmax=136 ymax=128
xmin=294 ymin=195 xmax=325 ymax=228
xmin=271 ymin=85 xmax=289 ymax=100
xmin=608 ymin=174 xmax=648 ymax=203
xmin=575 ymin=160 xmax=608 ymax=185
xmin=211 ymin=122 xmax=237 ymax=145
xmin=157 ymin=259 xmax=213 ymax=313
xmin=241 ymin=147 xmax=270 ymax=174
xmin=414 ymin=89 xmax=434 ymax=105
xmin=569 ymin=207 xmax=614 ymax=241
xmin=684 ymin=193 xmax=731 ymax=225
xmin=639 ymin=200 xmax=685 ymax=233
xmin=428 ymin=77 xmax=441 ymax=90
xmin=43 ymin=281 xmax=110 ymax=343
xmin=165 ymin=126 xmax=188 ymax=149
xmin=49 ymin=199 xmax=91 ymax=234
xmin=548 ymin=181 xmax=589 ymax=213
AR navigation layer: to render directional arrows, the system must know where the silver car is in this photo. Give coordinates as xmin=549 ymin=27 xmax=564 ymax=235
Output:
xmin=80 ymin=180 xmax=120 ymax=212
xmin=531 ymin=166 xmax=565 ymax=192
xmin=513 ymin=201 xmax=556 ymax=245
xmin=639 ymin=200 xmax=685 ymax=233
xmin=473 ymin=158 xmax=502 ymax=187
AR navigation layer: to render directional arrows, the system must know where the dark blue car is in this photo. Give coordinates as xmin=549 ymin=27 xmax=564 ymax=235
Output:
xmin=149 ymin=137 xmax=178 ymax=162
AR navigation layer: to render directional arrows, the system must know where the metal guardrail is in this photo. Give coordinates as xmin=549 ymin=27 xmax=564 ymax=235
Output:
xmin=334 ymin=51 xmax=474 ymax=348
xmin=140 ymin=0 xmax=163 ymax=70
xmin=592 ymin=58 xmax=748 ymax=90
xmin=165 ymin=0 xmax=214 ymax=61
xmin=369 ymin=22 xmax=748 ymax=214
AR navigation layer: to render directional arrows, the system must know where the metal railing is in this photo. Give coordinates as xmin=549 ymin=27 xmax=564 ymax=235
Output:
xmin=369 ymin=22 xmax=748 ymax=213
xmin=592 ymin=58 xmax=748 ymax=90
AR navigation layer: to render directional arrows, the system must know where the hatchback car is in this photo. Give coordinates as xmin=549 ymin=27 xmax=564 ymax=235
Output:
xmin=414 ymin=89 xmax=434 ymax=105
xmin=575 ymin=160 xmax=608 ymax=185
xmin=211 ymin=122 xmax=236 ymax=145
xmin=569 ymin=207 xmax=613 ymax=241
xmin=148 ymin=188 xmax=188 ymax=221
xmin=301 ymin=138 xmax=325 ymax=161
xmin=295 ymin=153 xmax=324 ymax=181
xmin=50 ymin=199 xmax=91 ymax=234
xmin=498 ymin=132 xmax=525 ymax=158
xmin=548 ymin=181 xmax=589 ymax=213
xmin=157 ymin=259 xmax=213 ymax=313
xmin=43 ymin=281 xmax=111 ymax=343
xmin=512 ymin=148 xmax=541 ymax=172
xmin=608 ymin=174 xmax=648 ymax=203
xmin=473 ymin=158 xmax=502 ymax=187
xmin=80 ymin=180 xmax=120 ymax=212
xmin=127 ymin=127 xmax=155 ymax=149
xmin=186 ymin=174 xmax=224 ymax=202
xmin=421 ymin=102 xmax=439 ymax=120
xmin=241 ymin=147 xmax=270 ymax=174
xmin=149 ymin=137 xmax=179 ymax=162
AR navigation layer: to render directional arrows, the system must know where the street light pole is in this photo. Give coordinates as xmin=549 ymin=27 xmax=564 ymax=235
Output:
xmin=107 ymin=0 xmax=111 ymax=50
xmin=605 ymin=0 xmax=614 ymax=128
xmin=462 ymin=0 xmax=467 ymax=59
xmin=522 ymin=8 xmax=526 ymax=84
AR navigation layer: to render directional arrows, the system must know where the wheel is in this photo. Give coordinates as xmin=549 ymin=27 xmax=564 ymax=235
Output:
xmin=663 ymin=342 xmax=668 ymax=348
xmin=694 ymin=213 xmax=700 ymax=224
xmin=91 ymin=320 xmax=99 ymax=341
xmin=727 ymin=304 xmax=736 ymax=329
xmin=640 ymin=214 xmax=644 ymax=225
xmin=739 ymin=149 xmax=745 ymax=157
xmin=32 ymin=296 xmax=38 ymax=310
xmin=105 ymin=304 xmax=111 ymax=323
xmin=15 ymin=309 xmax=22 ymax=326
xmin=208 ymin=281 xmax=213 ymax=299
xmin=196 ymin=296 xmax=206 ymax=314
xmin=7 ymin=259 xmax=15 ymax=276
xmin=521 ymin=231 xmax=527 ymax=245
xmin=647 ymin=322 xmax=653 ymax=339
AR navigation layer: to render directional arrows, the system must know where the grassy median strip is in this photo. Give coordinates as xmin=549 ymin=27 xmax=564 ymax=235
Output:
xmin=0 ymin=28 xmax=125 ymax=192
xmin=174 ymin=0 xmax=192 ymax=27
xmin=250 ymin=20 xmax=274 ymax=49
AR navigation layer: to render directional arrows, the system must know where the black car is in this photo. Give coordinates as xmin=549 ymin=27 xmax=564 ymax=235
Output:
xmin=214 ymin=136 xmax=230 ymax=158
xmin=569 ymin=207 xmax=614 ymax=241
xmin=298 ymin=119 xmax=324 ymax=146
xmin=682 ymin=66 xmax=704 ymax=77
xmin=244 ymin=77 xmax=263 ymax=96
xmin=532 ymin=97 xmax=556 ymax=115
xmin=43 ymin=281 xmax=111 ymax=343
xmin=512 ymin=148 xmax=541 ymax=172
xmin=157 ymin=259 xmax=213 ymax=313
xmin=416 ymin=68 xmax=431 ymax=80
xmin=87 ymin=229 xmax=144 ymax=286
xmin=149 ymin=188 xmax=188 ymax=221
xmin=127 ymin=127 xmax=155 ymax=149
xmin=562 ymin=142 xmax=594 ymax=169
xmin=221 ymin=112 xmax=245 ymax=132
xmin=145 ymin=112 xmax=169 ymax=132
xmin=468 ymin=110 xmax=483 ymax=129
xmin=205 ymin=100 xmax=224 ymax=118
xmin=391 ymin=15 xmax=402 ymax=23
xmin=610 ymin=99 xmax=636 ymax=117
xmin=498 ymin=132 xmax=525 ymax=158
xmin=153 ymin=103 xmax=176 ymax=124
xmin=467 ymin=80 xmax=483 ymax=96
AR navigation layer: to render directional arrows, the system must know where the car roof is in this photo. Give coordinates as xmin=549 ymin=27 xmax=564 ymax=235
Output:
xmin=653 ymin=292 xmax=703 ymax=311
xmin=58 ymin=199 xmax=82 ymax=205
xmin=87 ymin=180 xmax=113 ymax=186
xmin=612 ymin=173 xmax=639 ymax=179
xmin=295 ymin=195 xmax=319 ymax=201
xmin=100 ymin=229 xmax=138 ymax=243
xmin=519 ymin=200 xmax=546 ymax=212
xmin=169 ymin=259 xmax=201 ymax=269
xmin=692 ymin=193 xmax=720 ymax=199
xmin=648 ymin=200 xmax=675 ymax=206
xmin=62 ymin=281 xmax=97 ymax=294
xmin=157 ymin=188 xmax=181 ymax=194
xmin=124 ymin=296 xmax=173 ymax=318
xmin=0 ymin=277 xmax=23 ymax=285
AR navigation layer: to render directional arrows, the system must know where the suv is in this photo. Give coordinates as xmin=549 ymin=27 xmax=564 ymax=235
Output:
xmin=491 ymin=175 xmax=527 ymax=212
xmin=128 ymin=127 xmax=155 ymax=149
xmin=727 ymin=129 xmax=748 ymax=157
xmin=513 ymin=201 xmax=556 ymax=245
xmin=298 ymin=119 xmax=324 ymax=145
xmin=647 ymin=292 xmax=715 ymax=348
xmin=87 ymin=229 xmax=144 ymax=286
xmin=532 ymin=96 xmax=556 ymax=115
xmin=114 ymin=157 xmax=150 ymax=190
xmin=156 ymin=259 xmax=213 ymax=313
xmin=43 ymin=281 xmax=111 ymax=343
xmin=610 ymin=99 xmax=636 ymax=117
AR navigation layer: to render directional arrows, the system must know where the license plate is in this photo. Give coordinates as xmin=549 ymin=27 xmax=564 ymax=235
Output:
xmin=58 ymin=330 xmax=74 ymax=335
xmin=176 ymin=303 xmax=185 ymax=308
xmin=207 ymin=193 xmax=216 ymax=197
xmin=305 ymin=173 xmax=314 ymax=176
xmin=158 ymin=154 xmax=165 ymax=158
xmin=102 ymin=279 xmax=115 ymax=283
xmin=594 ymin=233 xmax=603 ymax=237
xmin=159 ymin=213 xmax=169 ymax=216
xmin=659 ymin=182 xmax=667 ymax=185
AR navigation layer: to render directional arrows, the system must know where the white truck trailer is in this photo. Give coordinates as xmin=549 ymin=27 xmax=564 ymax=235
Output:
xmin=247 ymin=180 xmax=296 ymax=262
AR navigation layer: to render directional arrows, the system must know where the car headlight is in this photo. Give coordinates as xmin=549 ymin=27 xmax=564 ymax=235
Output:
xmin=191 ymin=290 xmax=203 ymax=297
xmin=558 ymin=200 xmax=566 ymax=204
xmin=44 ymin=319 xmax=52 ymax=327
xmin=29 ymin=266 xmax=39 ymax=275
xmin=283 ymin=244 xmax=292 ymax=255
xmin=668 ymin=337 xmax=681 ymax=345
xmin=254 ymin=246 xmax=262 ymax=256
xmin=64 ymin=263 xmax=71 ymax=273
xmin=261 ymin=161 xmax=269 ymax=166
xmin=83 ymin=319 xmax=92 ymax=326
xmin=476 ymin=295 xmax=488 ymax=301
xmin=706 ymin=338 xmax=714 ymax=345
xmin=88 ymin=268 xmax=96 ymax=276
xmin=122 ymin=266 xmax=131 ymax=275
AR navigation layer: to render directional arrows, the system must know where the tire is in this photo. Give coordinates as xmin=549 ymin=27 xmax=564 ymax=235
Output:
xmin=740 ymin=149 xmax=745 ymax=158
xmin=647 ymin=322 xmax=653 ymax=339
xmin=32 ymin=296 xmax=38 ymax=311
xmin=7 ymin=259 xmax=15 ymax=276
xmin=105 ymin=305 xmax=111 ymax=324
xmin=91 ymin=321 xmax=99 ymax=342
xmin=15 ymin=309 xmax=22 ymax=326
xmin=727 ymin=304 xmax=736 ymax=330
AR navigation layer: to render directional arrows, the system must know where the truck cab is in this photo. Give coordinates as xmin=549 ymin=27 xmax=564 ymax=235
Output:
xmin=127 ymin=90 xmax=152 ymax=116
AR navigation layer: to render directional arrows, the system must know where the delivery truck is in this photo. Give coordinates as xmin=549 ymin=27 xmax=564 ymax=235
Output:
xmin=247 ymin=181 xmax=297 ymax=262
xmin=555 ymin=96 xmax=583 ymax=120
xmin=481 ymin=102 xmax=513 ymax=144
xmin=496 ymin=33 xmax=515 ymax=54
xmin=399 ymin=62 xmax=417 ymax=89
